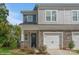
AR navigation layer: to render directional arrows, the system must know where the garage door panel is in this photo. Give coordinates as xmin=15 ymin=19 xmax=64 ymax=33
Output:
xmin=72 ymin=33 xmax=79 ymax=49
xmin=44 ymin=34 xmax=60 ymax=49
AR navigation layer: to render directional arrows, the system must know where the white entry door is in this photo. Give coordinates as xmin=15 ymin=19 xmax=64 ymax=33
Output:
xmin=44 ymin=34 xmax=60 ymax=49
xmin=72 ymin=33 xmax=79 ymax=49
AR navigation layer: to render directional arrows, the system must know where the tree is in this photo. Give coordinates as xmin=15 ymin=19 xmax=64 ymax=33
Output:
xmin=0 ymin=22 xmax=11 ymax=47
xmin=9 ymin=25 xmax=21 ymax=48
xmin=0 ymin=4 xmax=21 ymax=48
xmin=0 ymin=4 xmax=9 ymax=23
xmin=0 ymin=23 xmax=21 ymax=48
xmin=14 ymin=25 xmax=21 ymax=47
xmin=0 ymin=4 xmax=10 ymax=47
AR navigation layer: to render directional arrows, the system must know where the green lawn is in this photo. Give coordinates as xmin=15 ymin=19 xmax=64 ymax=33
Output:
xmin=0 ymin=48 xmax=27 ymax=55
xmin=0 ymin=48 xmax=13 ymax=55
xmin=0 ymin=48 xmax=47 ymax=55
xmin=0 ymin=48 xmax=34 ymax=55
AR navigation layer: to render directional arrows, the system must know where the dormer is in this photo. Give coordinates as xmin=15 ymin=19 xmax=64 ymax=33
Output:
xmin=21 ymin=10 xmax=38 ymax=24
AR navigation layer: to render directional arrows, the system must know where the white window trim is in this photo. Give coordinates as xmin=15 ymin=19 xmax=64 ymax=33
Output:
xmin=45 ymin=10 xmax=57 ymax=22
xmin=27 ymin=15 xmax=33 ymax=22
xmin=72 ymin=10 xmax=79 ymax=22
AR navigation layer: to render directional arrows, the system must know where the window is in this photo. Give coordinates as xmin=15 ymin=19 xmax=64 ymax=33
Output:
xmin=27 ymin=16 xmax=33 ymax=22
xmin=73 ymin=11 xmax=79 ymax=21
xmin=52 ymin=11 xmax=56 ymax=21
xmin=24 ymin=15 xmax=27 ymax=22
xmin=46 ymin=11 xmax=51 ymax=21
xmin=45 ymin=10 xmax=56 ymax=22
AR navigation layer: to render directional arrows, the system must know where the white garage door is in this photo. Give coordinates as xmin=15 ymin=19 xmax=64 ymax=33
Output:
xmin=72 ymin=32 xmax=79 ymax=49
xmin=44 ymin=33 xmax=60 ymax=49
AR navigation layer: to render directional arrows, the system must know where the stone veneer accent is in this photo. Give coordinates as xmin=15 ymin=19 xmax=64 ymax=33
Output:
xmin=20 ymin=41 xmax=29 ymax=48
xmin=63 ymin=31 xmax=72 ymax=49
xmin=20 ymin=41 xmax=25 ymax=48
xmin=38 ymin=31 xmax=43 ymax=47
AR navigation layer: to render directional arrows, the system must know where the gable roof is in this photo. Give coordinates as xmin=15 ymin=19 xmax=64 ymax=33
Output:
xmin=35 ymin=3 xmax=79 ymax=10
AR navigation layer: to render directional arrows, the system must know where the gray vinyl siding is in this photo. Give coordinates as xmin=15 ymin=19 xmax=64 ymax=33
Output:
xmin=38 ymin=10 xmax=79 ymax=24
xmin=37 ymin=3 xmax=79 ymax=24
xmin=38 ymin=10 xmax=64 ymax=24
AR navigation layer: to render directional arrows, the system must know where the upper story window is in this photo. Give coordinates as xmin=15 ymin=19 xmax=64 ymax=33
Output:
xmin=52 ymin=11 xmax=56 ymax=21
xmin=24 ymin=15 xmax=37 ymax=24
xmin=72 ymin=11 xmax=79 ymax=21
xmin=46 ymin=11 xmax=51 ymax=21
xmin=45 ymin=10 xmax=56 ymax=22
xmin=27 ymin=16 xmax=33 ymax=22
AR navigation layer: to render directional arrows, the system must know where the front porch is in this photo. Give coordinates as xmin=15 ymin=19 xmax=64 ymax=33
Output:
xmin=20 ymin=30 xmax=64 ymax=49
xmin=20 ymin=30 xmax=42 ymax=48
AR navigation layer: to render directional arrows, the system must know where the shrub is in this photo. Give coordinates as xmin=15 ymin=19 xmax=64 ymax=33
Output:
xmin=37 ymin=45 xmax=47 ymax=54
xmin=38 ymin=45 xmax=47 ymax=51
xmin=68 ymin=40 xmax=75 ymax=50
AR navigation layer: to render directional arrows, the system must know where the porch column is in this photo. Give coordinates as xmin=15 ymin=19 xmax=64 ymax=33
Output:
xmin=38 ymin=31 xmax=43 ymax=47
xmin=38 ymin=31 xmax=40 ymax=48
xmin=21 ymin=30 xmax=24 ymax=41
xmin=21 ymin=30 xmax=25 ymax=48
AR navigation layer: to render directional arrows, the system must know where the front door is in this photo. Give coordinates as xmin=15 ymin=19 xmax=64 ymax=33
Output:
xmin=31 ymin=33 xmax=36 ymax=48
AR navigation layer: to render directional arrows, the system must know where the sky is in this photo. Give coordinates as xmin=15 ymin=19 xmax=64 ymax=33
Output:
xmin=5 ymin=3 xmax=35 ymax=25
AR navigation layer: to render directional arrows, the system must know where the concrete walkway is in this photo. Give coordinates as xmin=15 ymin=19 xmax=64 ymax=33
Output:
xmin=47 ymin=49 xmax=78 ymax=55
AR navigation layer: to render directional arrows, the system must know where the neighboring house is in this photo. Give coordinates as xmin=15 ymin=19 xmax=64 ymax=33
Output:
xmin=20 ymin=3 xmax=79 ymax=50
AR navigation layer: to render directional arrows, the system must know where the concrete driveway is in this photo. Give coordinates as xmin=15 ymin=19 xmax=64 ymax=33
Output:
xmin=47 ymin=49 xmax=78 ymax=55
